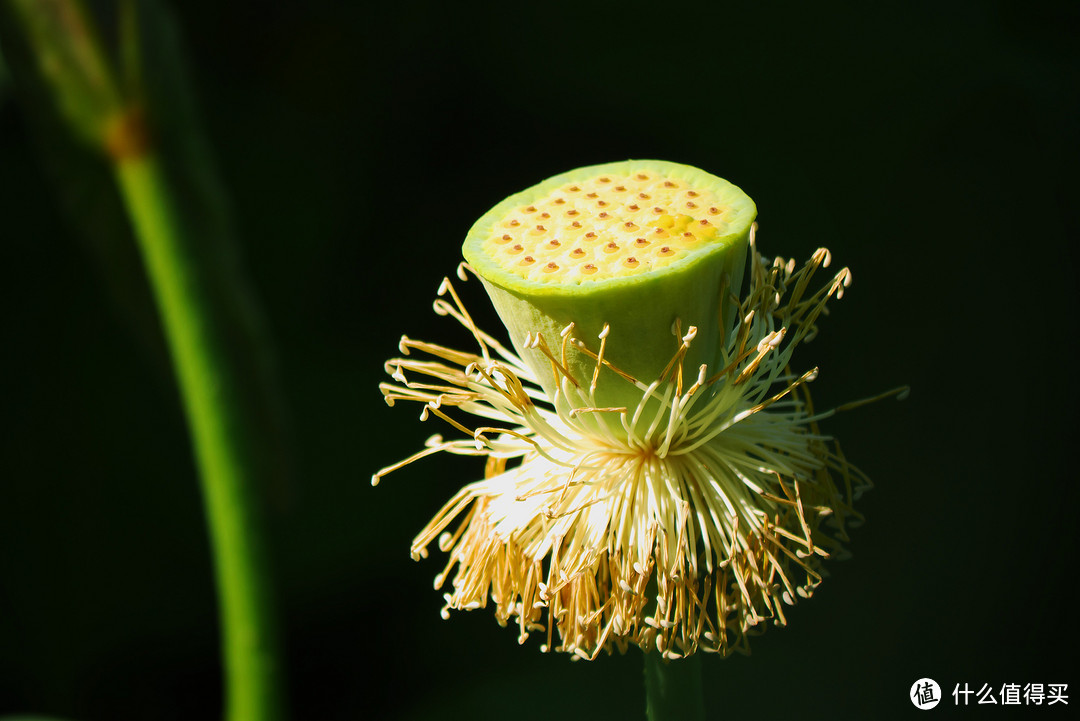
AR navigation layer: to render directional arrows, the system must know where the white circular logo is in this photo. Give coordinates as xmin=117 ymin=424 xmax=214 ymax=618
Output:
xmin=911 ymin=678 xmax=942 ymax=710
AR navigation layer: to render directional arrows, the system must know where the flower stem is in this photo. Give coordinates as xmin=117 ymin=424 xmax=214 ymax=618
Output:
xmin=644 ymin=653 xmax=706 ymax=721
xmin=114 ymin=151 xmax=284 ymax=721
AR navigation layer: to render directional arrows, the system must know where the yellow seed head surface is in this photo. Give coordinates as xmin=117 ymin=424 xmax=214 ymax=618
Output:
xmin=481 ymin=170 xmax=737 ymax=284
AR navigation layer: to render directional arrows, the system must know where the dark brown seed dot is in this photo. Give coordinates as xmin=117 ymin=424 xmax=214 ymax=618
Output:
xmin=548 ymin=239 xmax=561 ymax=247
xmin=522 ymin=256 xmax=535 ymax=263
xmin=501 ymin=234 xmax=512 ymax=241
xmin=572 ymin=220 xmax=582 ymax=228
xmin=628 ymin=204 xmax=640 ymax=211
xmin=699 ymin=219 xmax=710 ymax=225
xmin=571 ymin=248 xmax=585 ymax=257
xmin=569 ymin=185 xmax=581 ymax=192
xmin=638 ymin=192 xmax=650 ymax=199
xmin=653 ymin=207 xmax=664 ymax=214
xmin=536 ymin=225 xmax=546 ymax=231
xmin=597 ymin=200 xmax=608 ymax=207
xmin=598 ymin=177 xmax=611 ymax=183
xmin=567 ymin=209 xmax=579 ymax=216
xmin=624 ymin=221 xmax=636 ymax=229
xmin=525 ymin=205 xmax=537 ymax=212
xmin=598 ymin=212 xmax=609 ymax=218
xmin=664 ymin=181 xmax=676 ymax=188
xmin=587 ymin=192 xmax=598 ymax=198
xmin=585 ymin=232 xmax=597 ymax=238
xmin=686 ymin=191 xmax=698 ymax=197
xmin=540 ymin=212 xmax=551 ymax=218
xmin=583 ymin=263 xmax=597 ymax=273
xmin=554 ymin=198 xmax=566 ymax=205
xmin=604 ymin=242 xmax=619 ymax=251
xmin=544 ymin=262 xmax=558 ymax=271
xmin=636 ymin=173 xmax=648 ymax=180
xmin=615 ymin=185 xmax=626 ymax=191
xmin=635 ymin=238 xmax=648 ymax=246
xmin=510 ymin=219 xmax=520 ymax=226
xmin=686 ymin=201 xmax=697 ymax=209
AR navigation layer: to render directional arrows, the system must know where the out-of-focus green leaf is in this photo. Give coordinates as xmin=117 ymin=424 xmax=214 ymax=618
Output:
xmin=4 ymin=0 xmax=122 ymax=146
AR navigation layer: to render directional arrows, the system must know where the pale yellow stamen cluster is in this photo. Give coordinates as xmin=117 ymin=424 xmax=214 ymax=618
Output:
xmin=375 ymin=234 xmax=904 ymax=659
xmin=482 ymin=172 xmax=733 ymax=284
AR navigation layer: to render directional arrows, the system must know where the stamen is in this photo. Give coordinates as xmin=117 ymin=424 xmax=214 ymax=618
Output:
xmin=378 ymin=230 xmax=879 ymax=660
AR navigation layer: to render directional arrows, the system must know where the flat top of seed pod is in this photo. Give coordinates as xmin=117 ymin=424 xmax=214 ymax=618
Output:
xmin=463 ymin=160 xmax=756 ymax=296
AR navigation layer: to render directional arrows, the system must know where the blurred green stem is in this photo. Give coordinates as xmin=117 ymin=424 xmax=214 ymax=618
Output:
xmin=645 ymin=653 xmax=705 ymax=721
xmin=4 ymin=2 xmax=285 ymax=718
xmin=114 ymin=151 xmax=283 ymax=721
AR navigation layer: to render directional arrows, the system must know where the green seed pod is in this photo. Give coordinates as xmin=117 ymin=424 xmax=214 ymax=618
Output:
xmin=462 ymin=159 xmax=756 ymax=419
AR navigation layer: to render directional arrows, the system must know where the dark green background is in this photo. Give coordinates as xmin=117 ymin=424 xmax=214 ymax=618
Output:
xmin=1 ymin=1 xmax=1076 ymax=718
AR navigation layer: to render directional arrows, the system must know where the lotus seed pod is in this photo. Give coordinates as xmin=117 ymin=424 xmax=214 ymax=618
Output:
xmin=462 ymin=159 xmax=756 ymax=418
